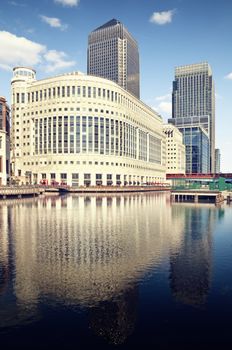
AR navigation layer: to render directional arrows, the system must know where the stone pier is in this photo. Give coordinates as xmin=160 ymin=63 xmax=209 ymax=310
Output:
xmin=171 ymin=190 xmax=224 ymax=205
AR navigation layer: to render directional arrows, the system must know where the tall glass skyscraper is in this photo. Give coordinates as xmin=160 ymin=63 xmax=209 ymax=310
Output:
xmin=87 ymin=19 xmax=140 ymax=98
xmin=169 ymin=62 xmax=215 ymax=173
xmin=215 ymin=148 xmax=221 ymax=173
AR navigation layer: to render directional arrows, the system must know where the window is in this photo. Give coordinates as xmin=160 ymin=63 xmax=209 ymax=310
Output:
xmin=96 ymin=173 xmax=102 ymax=185
xmin=72 ymin=173 xmax=79 ymax=187
xmin=88 ymin=116 xmax=93 ymax=152
xmin=116 ymin=174 xmax=121 ymax=185
xmin=84 ymin=173 xmax=91 ymax=186
xmin=82 ymin=116 xmax=87 ymax=153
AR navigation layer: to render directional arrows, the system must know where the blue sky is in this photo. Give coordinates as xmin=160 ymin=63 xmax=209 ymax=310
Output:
xmin=0 ymin=0 xmax=232 ymax=171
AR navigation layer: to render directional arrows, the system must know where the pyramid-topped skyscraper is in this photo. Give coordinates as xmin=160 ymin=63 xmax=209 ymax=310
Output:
xmin=88 ymin=19 xmax=140 ymax=98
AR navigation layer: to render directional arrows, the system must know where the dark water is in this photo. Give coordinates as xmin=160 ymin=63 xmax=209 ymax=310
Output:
xmin=0 ymin=192 xmax=232 ymax=348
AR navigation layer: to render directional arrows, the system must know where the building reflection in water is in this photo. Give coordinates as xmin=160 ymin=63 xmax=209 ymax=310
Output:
xmin=9 ymin=194 xmax=183 ymax=308
xmin=169 ymin=204 xmax=220 ymax=306
xmin=0 ymin=194 xmax=222 ymax=343
xmin=0 ymin=201 xmax=43 ymax=329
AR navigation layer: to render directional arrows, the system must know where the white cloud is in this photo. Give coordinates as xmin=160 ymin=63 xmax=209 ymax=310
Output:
xmin=150 ymin=10 xmax=175 ymax=25
xmin=151 ymin=93 xmax=172 ymax=117
xmin=156 ymin=101 xmax=172 ymax=115
xmin=40 ymin=15 xmax=68 ymax=31
xmin=26 ymin=28 xmax=35 ymax=34
xmin=0 ymin=31 xmax=76 ymax=73
xmin=43 ymin=50 xmax=75 ymax=72
xmin=155 ymin=94 xmax=171 ymax=102
xmin=0 ymin=31 xmax=45 ymax=70
xmin=8 ymin=1 xmax=26 ymax=7
xmin=54 ymin=0 xmax=79 ymax=6
xmin=225 ymin=72 xmax=232 ymax=80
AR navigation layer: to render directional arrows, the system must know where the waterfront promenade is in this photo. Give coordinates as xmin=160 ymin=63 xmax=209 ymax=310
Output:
xmin=0 ymin=185 xmax=170 ymax=199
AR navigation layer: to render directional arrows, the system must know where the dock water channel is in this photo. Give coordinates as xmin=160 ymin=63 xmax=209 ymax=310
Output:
xmin=0 ymin=192 xmax=232 ymax=348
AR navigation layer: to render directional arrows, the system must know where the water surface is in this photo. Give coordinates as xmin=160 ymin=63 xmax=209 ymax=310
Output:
xmin=0 ymin=193 xmax=231 ymax=348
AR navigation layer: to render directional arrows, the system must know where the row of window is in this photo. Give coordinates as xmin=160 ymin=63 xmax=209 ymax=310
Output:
xmin=22 ymin=159 xmax=160 ymax=172
xmin=16 ymin=86 xmax=120 ymax=104
xmin=35 ymin=172 xmax=160 ymax=186
xmin=34 ymin=115 xmax=162 ymax=164
xmin=41 ymin=173 xmax=153 ymax=180
xmin=13 ymin=84 xmax=152 ymax=118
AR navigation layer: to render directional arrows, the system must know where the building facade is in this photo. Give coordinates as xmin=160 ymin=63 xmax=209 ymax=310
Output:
xmin=163 ymin=124 xmax=185 ymax=174
xmin=11 ymin=67 xmax=166 ymax=186
xmin=168 ymin=115 xmax=210 ymax=174
xmin=0 ymin=96 xmax=10 ymax=185
xmin=87 ymin=19 xmax=140 ymax=98
xmin=215 ymin=148 xmax=221 ymax=173
xmin=180 ymin=126 xmax=209 ymax=174
xmin=170 ymin=62 xmax=215 ymax=173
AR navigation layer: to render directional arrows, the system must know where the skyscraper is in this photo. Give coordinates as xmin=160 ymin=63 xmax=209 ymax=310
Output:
xmin=169 ymin=62 xmax=215 ymax=173
xmin=215 ymin=148 xmax=221 ymax=173
xmin=87 ymin=19 xmax=140 ymax=98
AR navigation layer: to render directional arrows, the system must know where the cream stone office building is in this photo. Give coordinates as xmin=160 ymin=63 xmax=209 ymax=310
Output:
xmin=163 ymin=124 xmax=186 ymax=174
xmin=11 ymin=67 xmax=166 ymax=186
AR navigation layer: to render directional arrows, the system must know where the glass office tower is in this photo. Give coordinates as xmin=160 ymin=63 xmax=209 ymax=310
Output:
xmin=88 ymin=19 xmax=140 ymax=98
xmin=170 ymin=62 xmax=215 ymax=173
xmin=180 ymin=127 xmax=209 ymax=174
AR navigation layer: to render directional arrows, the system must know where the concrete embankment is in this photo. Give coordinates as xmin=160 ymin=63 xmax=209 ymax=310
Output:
xmin=56 ymin=185 xmax=170 ymax=194
xmin=0 ymin=185 xmax=170 ymax=199
xmin=0 ymin=187 xmax=45 ymax=199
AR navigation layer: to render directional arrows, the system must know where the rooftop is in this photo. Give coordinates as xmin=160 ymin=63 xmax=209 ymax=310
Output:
xmin=93 ymin=19 xmax=122 ymax=32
